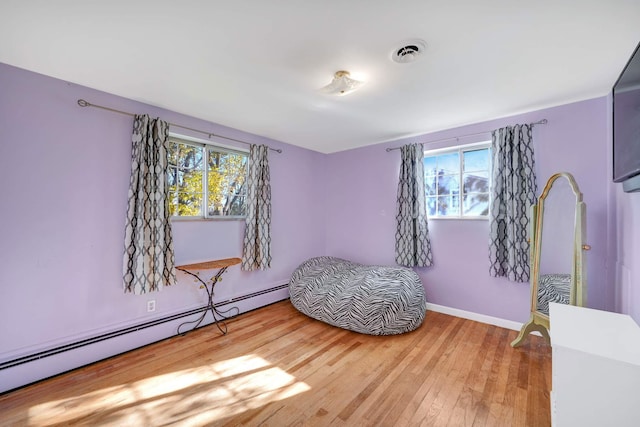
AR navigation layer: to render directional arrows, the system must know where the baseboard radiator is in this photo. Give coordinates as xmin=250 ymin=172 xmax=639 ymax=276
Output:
xmin=0 ymin=283 xmax=289 ymax=372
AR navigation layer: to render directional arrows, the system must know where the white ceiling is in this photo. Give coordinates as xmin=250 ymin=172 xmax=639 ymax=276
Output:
xmin=1 ymin=1 xmax=640 ymax=153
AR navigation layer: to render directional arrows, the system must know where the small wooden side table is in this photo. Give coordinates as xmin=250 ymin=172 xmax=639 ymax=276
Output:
xmin=175 ymin=257 xmax=242 ymax=335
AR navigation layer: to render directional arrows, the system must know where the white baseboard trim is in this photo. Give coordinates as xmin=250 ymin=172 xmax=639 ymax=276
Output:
xmin=426 ymin=302 xmax=525 ymax=332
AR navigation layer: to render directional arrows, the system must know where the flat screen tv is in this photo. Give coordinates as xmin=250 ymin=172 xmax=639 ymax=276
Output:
xmin=613 ymin=41 xmax=640 ymax=192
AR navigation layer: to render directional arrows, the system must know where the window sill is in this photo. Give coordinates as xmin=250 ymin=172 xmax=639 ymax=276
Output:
xmin=170 ymin=216 xmax=246 ymax=222
xmin=428 ymin=216 xmax=489 ymax=221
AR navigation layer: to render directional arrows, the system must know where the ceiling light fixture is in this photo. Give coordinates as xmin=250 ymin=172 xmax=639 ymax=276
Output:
xmin=320 ymin=70 xmax=365 ymax=96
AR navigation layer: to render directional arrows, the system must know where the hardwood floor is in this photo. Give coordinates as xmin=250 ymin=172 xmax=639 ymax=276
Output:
xmin=0 ymin=301 xmax=552 ymax=426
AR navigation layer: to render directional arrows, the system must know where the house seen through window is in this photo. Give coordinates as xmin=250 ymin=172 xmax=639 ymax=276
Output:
xmin=424 ymin=142 xmax=491 ymax=218
xmin=167 ymin=136 xmax=248 ymax=218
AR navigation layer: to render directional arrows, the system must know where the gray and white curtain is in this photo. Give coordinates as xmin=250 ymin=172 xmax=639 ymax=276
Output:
xmin=242 ymin=144 xmax=272 ymax=270
xmin=395 ymin=143 xmax=433 ymax=267
xmin=489 ymin=124 xmax=537 ymax=282
xmin=123 ymin=114 xmax=176 ymax=294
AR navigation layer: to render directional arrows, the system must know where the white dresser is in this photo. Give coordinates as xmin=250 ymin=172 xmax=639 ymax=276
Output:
xmin=550 ymin=303 xmax=640 ymax=426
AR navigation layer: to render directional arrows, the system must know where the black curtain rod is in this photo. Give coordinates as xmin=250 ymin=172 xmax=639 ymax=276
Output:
xmin=385 ymin=119 xmax=548 ymax=152
xmin=77 ymin=99 xmax=283 ymax=153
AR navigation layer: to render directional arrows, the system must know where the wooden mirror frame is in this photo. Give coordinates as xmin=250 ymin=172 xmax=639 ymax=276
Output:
xmin=511 ymin=172 xmax=588 ymax=347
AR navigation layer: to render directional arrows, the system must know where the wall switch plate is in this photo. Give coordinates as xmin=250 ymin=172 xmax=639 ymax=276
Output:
xmin=147 ymin=300 xmax=156 ymax=312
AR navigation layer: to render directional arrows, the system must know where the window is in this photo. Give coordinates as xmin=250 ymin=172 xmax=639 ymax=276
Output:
xmin=424 ymin=142 xmax=491 ymax=218
xmin=167 ymin=136 xmax=248 ymax=218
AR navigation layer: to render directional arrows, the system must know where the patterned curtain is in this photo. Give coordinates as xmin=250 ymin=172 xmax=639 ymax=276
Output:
xmin=489 ymin=124 xmax=537 ymax=282
xmin=242 ymin=144 xmax=272 ymax=270
xmin=122 ymin=115 xmax=176 ymax=294
xmin=395 ymin=143 xmax=433 ymax=267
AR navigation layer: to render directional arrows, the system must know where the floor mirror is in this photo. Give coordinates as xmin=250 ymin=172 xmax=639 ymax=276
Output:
xmin=511 ymin=172 xmax=589 ymax=347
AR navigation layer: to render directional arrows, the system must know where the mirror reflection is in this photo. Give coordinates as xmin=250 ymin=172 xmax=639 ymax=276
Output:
xmin=536 ymin=177 xmax=577 ymax=315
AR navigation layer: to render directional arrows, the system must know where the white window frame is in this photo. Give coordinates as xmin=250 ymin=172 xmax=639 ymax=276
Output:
xmin=168 ymin=134 xmax=249 ymax=220
xmin=424 ymin=141 xmax=492 ymax=220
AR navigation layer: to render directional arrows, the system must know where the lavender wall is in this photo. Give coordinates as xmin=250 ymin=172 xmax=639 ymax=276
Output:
xmin=325 ymin=97 xmax=612 ymax=323
xmin=0 ymin=63 xmax=326 ymax=391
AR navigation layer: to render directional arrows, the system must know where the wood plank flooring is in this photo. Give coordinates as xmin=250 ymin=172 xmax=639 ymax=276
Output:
xmin=0 ymin=301 xmax=551 ymax=426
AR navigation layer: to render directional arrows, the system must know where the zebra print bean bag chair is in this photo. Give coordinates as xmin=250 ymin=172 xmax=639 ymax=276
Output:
xmin=289 ymin=256 xmax=427 ymax=335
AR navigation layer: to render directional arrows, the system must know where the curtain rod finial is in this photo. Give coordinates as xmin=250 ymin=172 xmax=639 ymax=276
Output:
xmin=77 ymin=99 xmax=90 ymax=107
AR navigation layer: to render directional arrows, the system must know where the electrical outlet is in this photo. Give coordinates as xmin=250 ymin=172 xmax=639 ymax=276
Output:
xmin=147 ymin=300 xmax=156 ymax=312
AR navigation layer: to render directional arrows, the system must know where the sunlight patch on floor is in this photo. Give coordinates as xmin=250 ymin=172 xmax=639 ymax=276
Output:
xmin=28 ymin=354 xmax=310 ymax=426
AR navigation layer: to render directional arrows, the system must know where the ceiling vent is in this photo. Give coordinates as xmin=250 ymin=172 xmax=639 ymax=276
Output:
xmin=392 ymin=39 xmax=426 ymax=63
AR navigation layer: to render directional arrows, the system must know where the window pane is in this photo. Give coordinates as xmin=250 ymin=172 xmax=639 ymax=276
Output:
xmin=463 ymin=148 xmax=489 ymax=172
xmin=436 ymin=152 xmax=459 ymax=175
xmin=167 ymin=168 xmax=177 ymax=188
xmin=212 ymin=195 xmax=246 ymax=217
xmin=178 ymin=145 xmax=204 ymax=170
xmin=170 ymin=141 xmax=205 ymax=217
xmin=179 ymin=170 xmax=203 ymax=193
xmin=437 ymin=174 xmax=459 ymax=195
xmin=424 ymin=156 xmax=437 ymax=176
xmin=463 ymin=172 xmax=489 ymax=194
xmin=426 ymin=196 xmax=437 ymax=216
xmin=208 ymin=192 xmax=247 ymax=216
xmin=176 ymin=192 xmax=203 ymax=216
xmin=425 ymin=175 xmax=437 ymax=196
xmin=437 ymin=195 xmax=459 ymax=216
xmin=463 ymin=193 xmax=490 ymax=216
xmin=207 ymin=150 xmax=248 ymax=217
xmin=168 ymin=142 xmax=178 ymax=166
xmin=168 ymin=191 xmax=177 ymax=216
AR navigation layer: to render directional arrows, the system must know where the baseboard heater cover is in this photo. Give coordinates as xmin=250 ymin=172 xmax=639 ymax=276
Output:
xmin=0 ymin=283 xmax=289 ymax=371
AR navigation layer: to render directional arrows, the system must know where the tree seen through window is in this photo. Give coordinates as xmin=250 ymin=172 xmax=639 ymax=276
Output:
xmin=168 ymin=138 xmax=248 ymax=218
